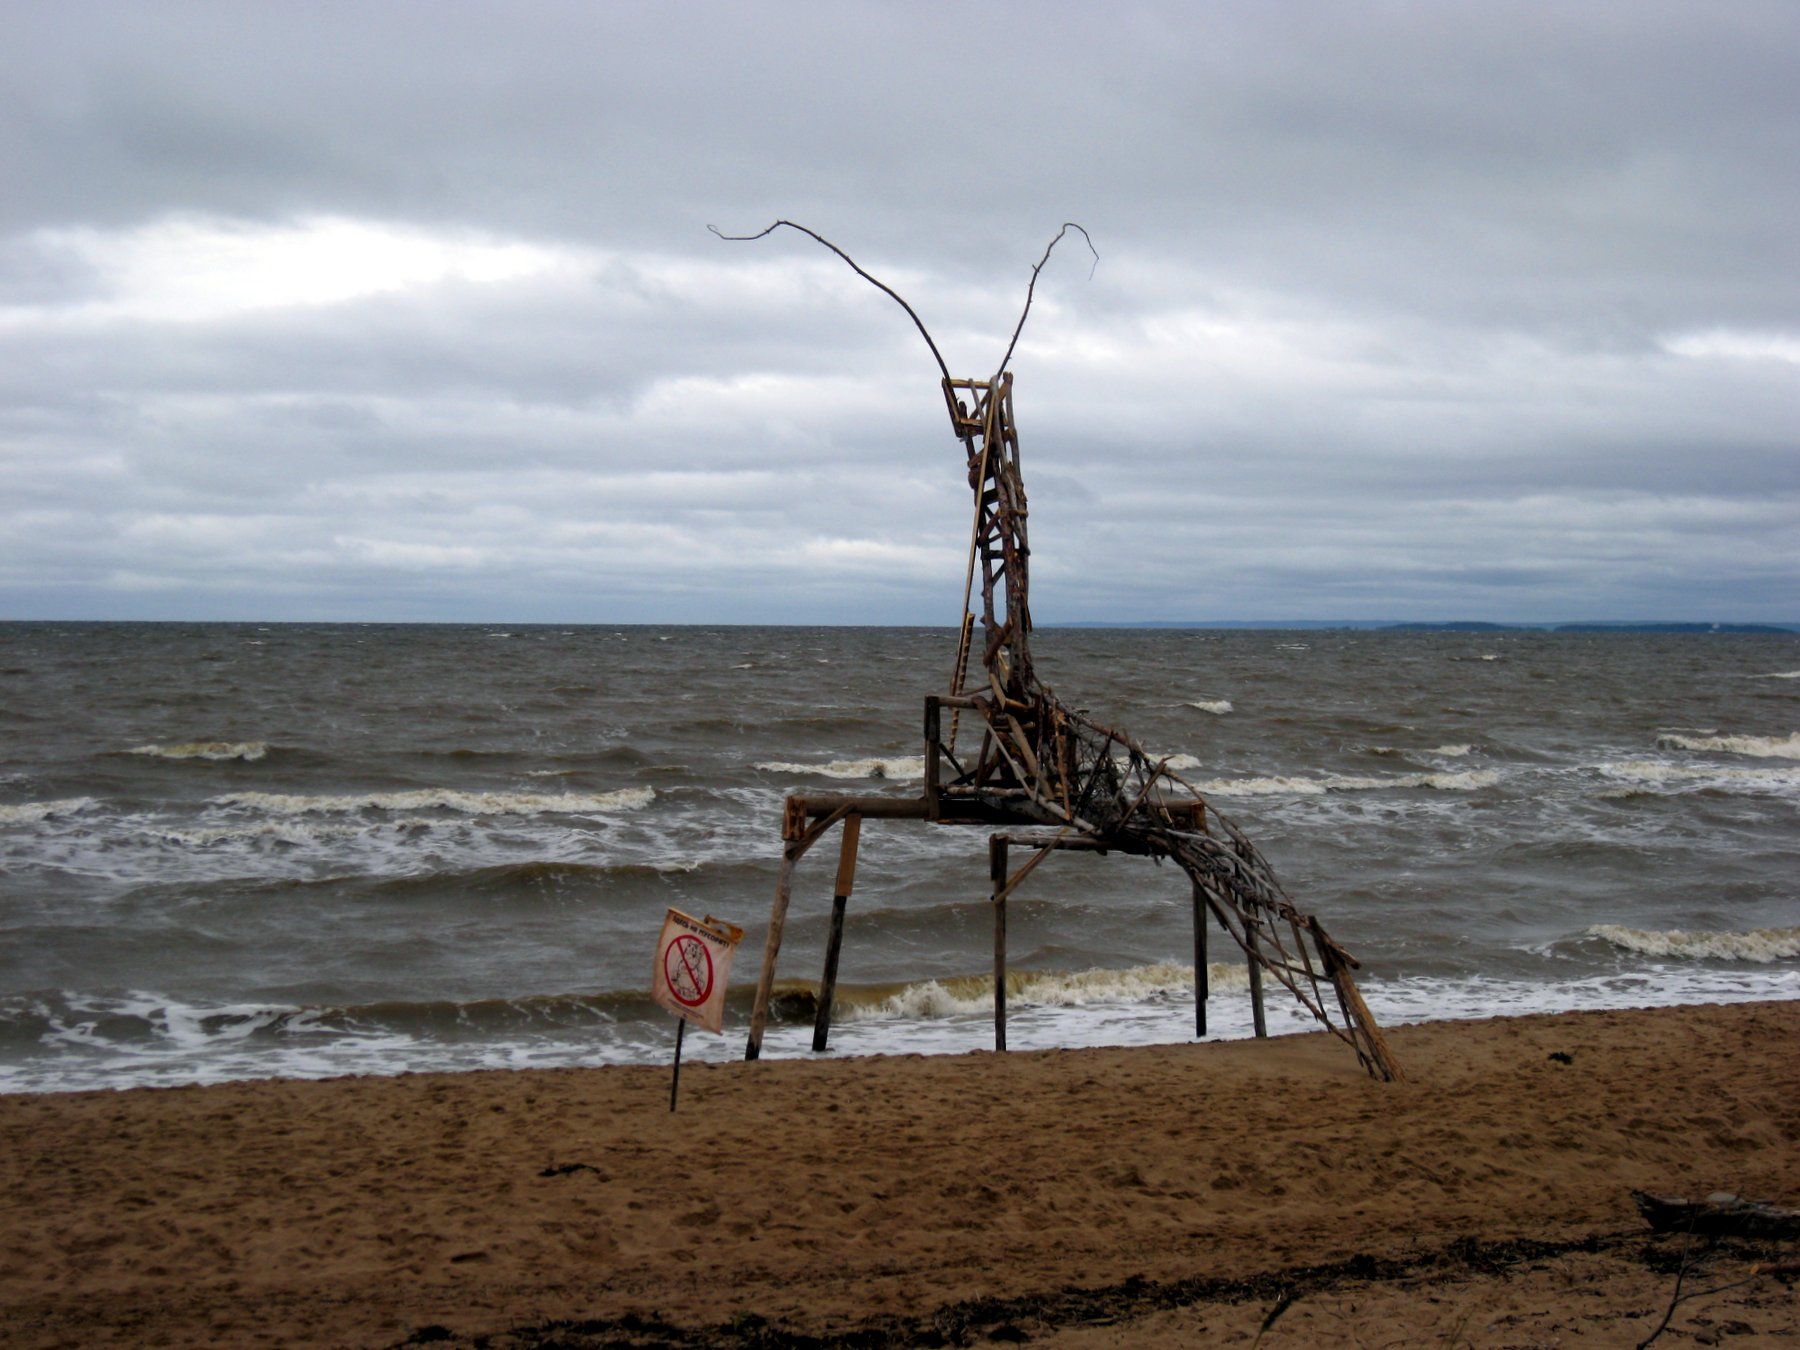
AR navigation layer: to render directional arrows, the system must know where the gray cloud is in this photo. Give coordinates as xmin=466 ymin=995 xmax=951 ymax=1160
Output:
xmin=0 ymin=0 xmax=1795 ymax=622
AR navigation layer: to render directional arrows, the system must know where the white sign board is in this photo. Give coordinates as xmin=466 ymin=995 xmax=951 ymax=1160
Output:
xmin=651 ymin=909 xmax=743 ymax=1034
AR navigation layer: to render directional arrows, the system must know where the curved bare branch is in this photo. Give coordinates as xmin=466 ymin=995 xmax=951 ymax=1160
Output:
xmin=709 ymin=221 xmax=951 ymax=384
xmin=991 ymin=222 xmax=1098 ymax=384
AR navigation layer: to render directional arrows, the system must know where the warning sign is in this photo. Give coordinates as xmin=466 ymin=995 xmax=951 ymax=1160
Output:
xmin=651 ymin=909 xmax=743 ymax=1034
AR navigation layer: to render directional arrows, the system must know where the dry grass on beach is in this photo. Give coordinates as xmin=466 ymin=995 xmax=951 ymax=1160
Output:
xmin=0 ymin=1000 xmax=1794 ymax=1346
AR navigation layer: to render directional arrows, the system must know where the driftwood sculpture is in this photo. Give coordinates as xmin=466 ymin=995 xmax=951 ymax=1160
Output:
xmin=715 ymin=222 xmax=1402 ymax=1081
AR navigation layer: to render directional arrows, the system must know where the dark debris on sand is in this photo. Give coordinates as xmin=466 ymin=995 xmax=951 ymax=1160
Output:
xmin=398 ymin=1229 xmax=1724 ymax=1349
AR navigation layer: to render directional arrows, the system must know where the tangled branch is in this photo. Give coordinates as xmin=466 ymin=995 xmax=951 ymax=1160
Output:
xmin=708 ymin=220 xmax=951 ymax=384
xmin=992 ymin=222 xmax=1098 ymax=384
xmin=709 ymin=219 xmax=1097 ymax=387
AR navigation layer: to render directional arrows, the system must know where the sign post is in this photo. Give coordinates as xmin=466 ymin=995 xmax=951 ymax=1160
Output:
xmin=651 ymin=908 xmax=743 ymax=1111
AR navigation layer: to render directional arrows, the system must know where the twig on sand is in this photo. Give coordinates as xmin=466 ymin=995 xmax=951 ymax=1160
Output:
xmin=1251 ymin=1288 xmax=1296 ymax=1344
xmin=1635 ymin=1235 xmax=1776 ymax=1349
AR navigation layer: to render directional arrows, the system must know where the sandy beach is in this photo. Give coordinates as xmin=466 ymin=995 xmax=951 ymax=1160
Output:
xmin=0 ymin=1000 xmax=1794 ymax=1347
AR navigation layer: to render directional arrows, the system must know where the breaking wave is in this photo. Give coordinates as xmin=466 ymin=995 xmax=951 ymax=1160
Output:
xmin=208 ymin=787 xmax=655 ymax=816
xmin=155 ymin=818 xmax=425 ymax=848
xmin=0 ymin=797 xmax=99 ymax=825
xmin=1595 ymin=761 xmax=1800 ymax=796
xmin=842 ymin=962 xmax=1249 ymax=1021
xmin=1194 ymin=769 xmax=1500 ymax=797
xmin=1753 ymin=670 xmax=1800 ymax=680
xmin=1186 ymin=699 xmax=1233 ymax=715
xmin=1588 ymin=925 xmax=1800 ymax=964
xmin=128 ymin=740 xmax=268 ymax=762
xmin=1655 ymin=731 xmax=1800 ymax=759
xmin=755 ymin=756 xmax=926 ymax=781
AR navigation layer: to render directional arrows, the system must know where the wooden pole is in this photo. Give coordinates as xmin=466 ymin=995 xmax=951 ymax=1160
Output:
xmin=744 ymin=844 xmax=799 ymax=1062
xmin=990 ymin=834 xmax=1008 ymax=1052
xmin=1246 ymin=919 xmax=1268 ymax=1039
xmin=669 ymin=1017 xmax=686 ymax=1112
xmin=923 ymin=696 xmax=941 ymax=819
xmin=1192 ymin=877 xmax=1208 ymax=1038
xmin=812 ymin=813 xmax=862 ymax=1052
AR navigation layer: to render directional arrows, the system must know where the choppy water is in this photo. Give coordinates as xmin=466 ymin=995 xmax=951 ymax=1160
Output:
xmin=0 ymin=622 xmax=1795 ymax=1093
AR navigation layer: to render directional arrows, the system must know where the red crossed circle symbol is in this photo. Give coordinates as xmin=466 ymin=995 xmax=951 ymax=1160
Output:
xmin=663 ymin=934 xmax=713 ymax=1007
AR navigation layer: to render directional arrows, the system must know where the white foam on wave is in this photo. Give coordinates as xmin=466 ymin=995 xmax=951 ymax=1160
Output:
xmin=1186 ymin=699 xmax=1233 ymax=715
xmin=1374 ymin=743 xmax=1475 ymax=760
xmin=1595 ymin=760 xmax=1800 ymax=796
xmin=755 ymin=756 xmax=926 ymax=781
xmin=849 ymin=962 xmax=1249 ymax=1021
xmin=46 ymin=990 xmax=308 ymax=1052
xmin=1656 ymin=730 xmax=1800 ymax=759
xmin=1753 ymin=670 xmax=1800 ymax=680
xmin=210 ymin=787 xmax=655 ymax=816
xmin=1588 ymin=924 xmax=1800 ymax=963
xmin=0 ymin=797 xmax=99 ymax=825
xmin=129 ymin=740 xmax=268 ymax=762
xmin=159 ymin=818 xmax=411 ymax=848
xmin=13 ymin=959 xmax=1799 ymax=1093
xmin=1194 ymin=769 xmax=1499 ymax=797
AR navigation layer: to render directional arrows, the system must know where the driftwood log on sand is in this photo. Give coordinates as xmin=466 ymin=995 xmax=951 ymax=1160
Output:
xmin=1632 ymin=1190 xmax=1800 ymax=1241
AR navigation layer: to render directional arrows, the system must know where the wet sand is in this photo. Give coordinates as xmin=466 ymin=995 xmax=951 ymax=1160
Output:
xmin=0 ymin=1000 xmax=1795 ymax=1346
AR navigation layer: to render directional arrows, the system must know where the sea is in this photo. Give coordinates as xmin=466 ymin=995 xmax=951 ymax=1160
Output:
xmin=0 ymin=622 xmax=1795 ymax=1095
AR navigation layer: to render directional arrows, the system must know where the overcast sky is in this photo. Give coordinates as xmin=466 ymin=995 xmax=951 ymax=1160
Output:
xmin=2 ymin=2 xmax=1795 ymax=623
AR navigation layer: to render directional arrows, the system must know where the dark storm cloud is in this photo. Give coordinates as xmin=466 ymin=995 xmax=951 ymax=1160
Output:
xmin=0 ymin=1 xmax=1795 ymax=621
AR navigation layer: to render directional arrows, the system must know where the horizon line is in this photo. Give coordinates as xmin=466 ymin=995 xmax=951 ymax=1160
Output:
xmin=2 ymin=617 xmax=1796 ymax=631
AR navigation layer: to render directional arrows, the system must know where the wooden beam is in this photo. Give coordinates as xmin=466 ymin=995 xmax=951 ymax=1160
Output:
xmin=811 ymin=813 xmax=861 ymax=1054
xmin=788 ymin=794 xmax=932 ymax=822
xmin=1193 ymin=877 xmax=1208 ymax=1038
xmin=1246 ymin=918 xmax=1268 ymax=1039
xmin=745 ymin=842 xmax=800 ymax=1061
xmin=990 ymin=835 xmax=1008 ymax=1053
xmin=923 ymin=697 xmax=940 ymax=819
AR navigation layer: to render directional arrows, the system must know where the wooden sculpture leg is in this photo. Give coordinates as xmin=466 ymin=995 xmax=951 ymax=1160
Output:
xmin=990 ymin=835 xmax=1008 ymax=1052
xmin=1245 ymin=921 xmax=1268 ymax=1038
xmin=1192 ymin=877 xmax=1208 ymax=1037
xmin=811 ymin=813 xmax=861 ymax=1053
xmin=744 ymin=842 xmax=799 ymax=1062
xmin=1330 ymin=955 xmax=1406 ymax=1083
